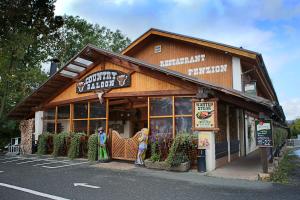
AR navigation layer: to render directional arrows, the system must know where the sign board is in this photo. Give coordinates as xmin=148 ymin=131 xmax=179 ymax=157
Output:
xmin=76 ymin=70 xmax=130 ymax=93
xmin=255 ymin=119 xmax=273 ymax=147
xmin=193 ymin=101 xmax=217 ymax=131
xmin=244 ymin=81 xmax=257 ymax=96
xmin=198 ymin=132 xmax=210 ymax=149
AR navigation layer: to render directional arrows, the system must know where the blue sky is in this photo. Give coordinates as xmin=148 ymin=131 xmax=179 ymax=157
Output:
xmin=54 ymin=0 xmax=300 ymax=120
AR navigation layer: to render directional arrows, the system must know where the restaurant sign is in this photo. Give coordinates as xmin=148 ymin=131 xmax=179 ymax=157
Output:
xmin=76 ymin=70 xmax=130 ymax=93
xmin=193 ymin=101 xmax=217 ymax=130
xmin=255 ymin=119 xmax=273 ymax=147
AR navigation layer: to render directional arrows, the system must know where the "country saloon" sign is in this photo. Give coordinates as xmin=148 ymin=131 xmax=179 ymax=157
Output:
xmin=76 ymin=70 xmax=131 ymax=93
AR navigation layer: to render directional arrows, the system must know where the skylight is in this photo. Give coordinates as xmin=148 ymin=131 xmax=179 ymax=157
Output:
xmin=66 ymin=64 xmax=86 ymax=72
xmin=74 ymin=57 xmax=93 ymax=66
xmin=60 ymin=70 xmax=78 ymax=78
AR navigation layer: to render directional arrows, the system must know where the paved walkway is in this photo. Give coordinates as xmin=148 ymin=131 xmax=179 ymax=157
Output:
xmin=207 ymin=150 xmax=262 ymax=180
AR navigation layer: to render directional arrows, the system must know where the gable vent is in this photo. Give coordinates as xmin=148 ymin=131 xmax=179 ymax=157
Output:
xmin=154 ymin=45 xmax=161 ymax=53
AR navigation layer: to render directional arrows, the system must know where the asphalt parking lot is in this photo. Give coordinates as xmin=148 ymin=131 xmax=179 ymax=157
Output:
xmin=0 ymin=154 xmax=300 ymax=200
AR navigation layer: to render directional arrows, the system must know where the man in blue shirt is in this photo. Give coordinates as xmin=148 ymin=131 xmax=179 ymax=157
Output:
xmin=98 ymin=127 xmax=108 ymax=161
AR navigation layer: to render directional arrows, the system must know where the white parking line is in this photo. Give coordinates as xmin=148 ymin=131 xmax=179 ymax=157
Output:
xmin=16 ymin=158 xmax=54 ymax=165
xmin=33 ymin=160 xmax=70 ymax=166
xmin=1 ymin=158 xmax=28 ymax=164
xmin=0 ymin=183 xmax=70 ymax=200
xmin=0 ymin=157 xmax=20 ymax=161
xmin=0 ymin=171 xmax=3 ymax=173
xmin=42 ymin=162 xmax=88 ymax=169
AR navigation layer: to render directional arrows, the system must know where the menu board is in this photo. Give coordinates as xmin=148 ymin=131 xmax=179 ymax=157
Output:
xmin=193 ymin=101 xmax=216 ymax=130
xmin=255 ymin=120 xmax=273 ymax=147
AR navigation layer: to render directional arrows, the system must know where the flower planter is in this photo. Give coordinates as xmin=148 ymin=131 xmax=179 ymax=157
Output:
xmin=168 ymin=161 xmax=190 ymax=172
xmin=144 ymin=159 xmax=190 ymax=172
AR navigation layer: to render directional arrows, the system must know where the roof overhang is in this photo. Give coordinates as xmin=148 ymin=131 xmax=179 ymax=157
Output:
xmin=8 ymin=44 xmax=283 ymax=122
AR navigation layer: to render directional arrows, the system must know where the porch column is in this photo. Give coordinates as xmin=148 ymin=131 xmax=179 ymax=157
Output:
xmin=34 ymin=111 xmax=43 ymax=141
xmin=236 ymin=109 xmax=240 ymax=157
xmin=204 ymin=131 xmax=216 ymax=172
xmin=226 ymin=105 xmax=231 ymax=162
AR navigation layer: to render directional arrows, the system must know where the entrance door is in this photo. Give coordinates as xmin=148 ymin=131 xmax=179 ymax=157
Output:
xmin=108 ymin=97 xmax=148 ymax=160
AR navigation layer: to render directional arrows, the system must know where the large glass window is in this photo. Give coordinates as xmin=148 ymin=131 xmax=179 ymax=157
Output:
xmin=175 ymin=97 xmax=192 ymax=115
xmin=43 ymin=108 xmax=55 ymax=132
xmin=89 ymin=120 xmax=106 ymax=134
xmin=150 ymin=97 xmax=172 ymax=116
xmin=57 ymin=105 xmax=70 ymax=133
xmin=150 ymin=118 xmax=173 ymax=136
xmin=74 ymin=103 xmax=88 ymax=119
xmin=90 ymin=102 xmax=106 ymax=118
xmin=175 ymin=117 xmax=192 ymax=134
xmin=74 ymin=120 xmax=88 ymax=133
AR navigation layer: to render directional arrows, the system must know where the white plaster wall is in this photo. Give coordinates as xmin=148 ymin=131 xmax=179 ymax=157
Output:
xmin=232 ymin=57 xmax=242 ymax=91
xmin=34 ymin=111 xmax=43 ymax=141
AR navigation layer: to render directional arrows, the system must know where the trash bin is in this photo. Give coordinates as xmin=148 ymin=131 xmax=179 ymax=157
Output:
xmin=197 ymin=149 xmax=206 ymax=172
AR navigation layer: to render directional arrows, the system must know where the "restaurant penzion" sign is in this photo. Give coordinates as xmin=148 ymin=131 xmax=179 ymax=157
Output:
xmin=76 ymin=70 xmax=131 ymax=93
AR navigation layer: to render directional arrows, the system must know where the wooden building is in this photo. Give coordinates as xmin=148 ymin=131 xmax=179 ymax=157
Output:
xmin=8 ymin=28 xmax=286 ymax=171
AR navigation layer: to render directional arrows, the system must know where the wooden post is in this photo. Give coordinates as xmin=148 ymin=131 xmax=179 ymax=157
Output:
xmin=54 ymin=106 xmax=58 ymax=134
xmin=147 ymin=97 xmax=150 ymax=131
xmin=260 ymin=147 xmax=268 ymax=173
xmin=106 ymin=99 xmax=109 ymax=134
xmin=226 ymin=105 xmax=231 ymax=162
xmin=87 ymin=102 xmax=90 ymax=135
xmin=172 ymin=96 xmax=175 ymax=138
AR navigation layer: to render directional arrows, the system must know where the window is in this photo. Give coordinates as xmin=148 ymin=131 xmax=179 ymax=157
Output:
xmin=90 ymin=102 xmax=106 ymax=118
xmin=74 ymin=120 xmax=88 ymax=133
xmin=74 ymin=103 xmax=88 ymax=119
xmin=150 ymin=97 xmax=172 ymax=116
xmin=57 ymin=105 xmax=70 ymax=133
xmin=175 ymin=117 xmax=192 ymax=134
xmin=175 ymin=97 xmax=192 ymax=134
xmin=154 ymin=45 xmax=161 ymax=53
xmin=150 ymin=118 xmax=173 ymax=136
xmin=89 ymin=120 xmax=106 ymax=135
xmin=43 ymin=108 xmax=56 ymax=133
xmin=175 ymin=97 xmax=192 ymax=115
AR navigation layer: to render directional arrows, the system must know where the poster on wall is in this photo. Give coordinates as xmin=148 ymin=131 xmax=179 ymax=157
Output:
xmin=193 ymin=100 xmax=217 ymax=131
xmin=198 ymin=132 xmax=210 ymax=149
xmin=255 ymin=119 xmax=273 ymax=147
xmin=76 ymin=70 xmax=131 ymax=94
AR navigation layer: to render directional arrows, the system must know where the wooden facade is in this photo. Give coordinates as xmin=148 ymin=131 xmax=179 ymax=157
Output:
xmin=125 ymin=37 xmax=233 ymax=88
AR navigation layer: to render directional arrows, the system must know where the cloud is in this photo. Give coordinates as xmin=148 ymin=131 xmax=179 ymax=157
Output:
xmin=282 ymin=98 xmax=300 ymax=120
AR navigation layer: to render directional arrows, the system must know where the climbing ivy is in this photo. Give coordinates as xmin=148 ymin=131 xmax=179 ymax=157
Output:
xmin=37 ymin=133 xmax=52 ymax=155
xmin=68 ymin=132 xmax=85 ymax=159
xmin=88 ymin=133 xmax=98 ymax=161
xmin=52 ymin=132 xmax=69 ymax=157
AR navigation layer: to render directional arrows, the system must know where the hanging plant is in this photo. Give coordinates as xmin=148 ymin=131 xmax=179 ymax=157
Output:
xmin=37 ymin=133 xmax=52 ymax=155
xmin=88 ymin=134 xmax=98 ymax=161
xmin=68 ymin=132 xmax=86 ymax=159
xmin=52 ymin=132 xmax=69 ymax=157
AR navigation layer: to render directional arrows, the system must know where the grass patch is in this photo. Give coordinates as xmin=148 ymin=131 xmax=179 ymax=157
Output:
xmin=271 ymin=151 xmax=297 ymax=184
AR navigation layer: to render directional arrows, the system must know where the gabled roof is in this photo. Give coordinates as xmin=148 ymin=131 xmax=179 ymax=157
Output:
xmin=122 ymin=28 xmax=279 ymax=103
xmin=122 ymin=28 xmax=259 ymax=59
xmin=8 ymin=44 xmax=283 ymax=121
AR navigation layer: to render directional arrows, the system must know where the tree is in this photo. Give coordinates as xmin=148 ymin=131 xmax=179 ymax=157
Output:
xmin=290 ymin=118 xmax=300 ymax=138
xmin=49 ymin=15 xmax=131 ymax=65
xmin=0 ymin=0 xmax=63 ymax=148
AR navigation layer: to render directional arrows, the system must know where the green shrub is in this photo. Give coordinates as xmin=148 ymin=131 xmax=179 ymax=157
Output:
xmin=52 ymin=132 xmax=69 ymax=157
xmin=166 ymin=134 xmax=194 ymax=167
xmin=88 ymin=134 xmax=98 ymax=161
xmin=37 ymin=133 xmax=52 ymax=155
xmin=150 ymin=141 xmax=161 ymax=162
xmin=273 ymin=127 xmax=288 ymax=148
xmin=68 ymin=132 xmax=85 ymax=159
xmin=271 ymin=151 xmax=297 ymax=184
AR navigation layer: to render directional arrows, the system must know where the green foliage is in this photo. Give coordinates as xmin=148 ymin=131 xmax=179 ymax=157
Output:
xmin=271 ymin=151 xmax=297 ymax=184
xmin=150 ymin=142 xmax=161 ymax=162
xmin=49 ymin=15 xmax=131 ymax=65
xmin=166 ymin=134 xmax=194 ymax=167
xmin=52 ymin=132 xmax=69 ymax=157
xmin=68 ymin=132 xmax=85 ymax=159
xmin=273 ymin=127 xmax=288 ymax=148
xmin=37 ymin=133 xmax=52 ymax=155
xmin=88 ymin=134 xmax=98 ymax=161
xmin=289 ymin=118 xmax=300 ymax=138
